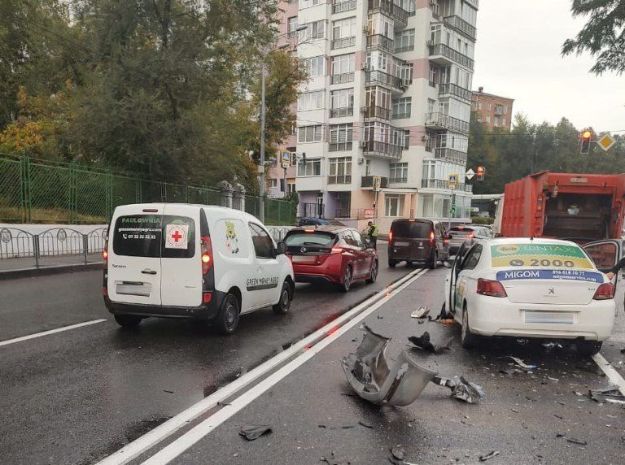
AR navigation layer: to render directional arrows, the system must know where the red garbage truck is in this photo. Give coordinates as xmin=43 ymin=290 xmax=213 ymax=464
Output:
xmin=499 ymin=172 xmax=625 ymax=242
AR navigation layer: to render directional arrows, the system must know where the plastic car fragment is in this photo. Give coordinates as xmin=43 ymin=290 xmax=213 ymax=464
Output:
xmin=588 ymin=386 xmax=625 ymax=404
xmin=434 ymin=376 xmax=486 ymax=404
xmin=408 ymin=331 xmax=453 ymax=354
xmin=238 ymin=425 xmax=272 ymax=441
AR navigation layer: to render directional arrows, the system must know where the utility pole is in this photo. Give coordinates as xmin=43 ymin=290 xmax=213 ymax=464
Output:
xmin=259 ymin=61 xmax=267 ymax=222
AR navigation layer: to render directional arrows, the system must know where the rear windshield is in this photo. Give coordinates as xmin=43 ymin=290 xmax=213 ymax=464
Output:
xmin=285 ymin=232 xmax=337 ymax=247
xmin=449 ymin=227 xmax=475 ymax=236
xmin=490 ymin=243 xmax=593 ymax=269
xmin=113 ymin=215 xmax=195 ymax=258
xmin=391 ymin=221 xmax=432 ymax=238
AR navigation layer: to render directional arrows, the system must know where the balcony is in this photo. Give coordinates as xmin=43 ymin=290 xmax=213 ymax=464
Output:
xmin=363 ymin=105 xmax=391 ymax=120
xmin=361 ymin=176 xmax=389 ymax=189
xmin=428 ymin=43 xmax=474 ymax=70
xmin=434 ymin=147 xmax=468 ymax=165
xmin=368 ymin=0 xmax=409 ymax=29
xmin=438 ymin=83 xmax=472 ymax=102
xmin=331 ymin=72 xmax=355 ymax=85
xmin=365 ymin=70 xmax=405 ymax=93
xmin=391 ymin=110 xmax=410 ymax=120
xmin=362 ymin=140 xmax=403 ymax=160
xmin=329 ymin=141 xmax=353 ymax=152
xmin=332 ymin=36 xmax=356 ymax=50
xmin=330 ymin=107 xmax=354 ymax=118
xmin=443 ymin=16 xmax=477 ymax=40
xmin=328 ymin=174 xmax=352 ymax=185
xmin=421 ymin=179 xmax=472 ymax=192
xmin=367 ymin=34 xmax=394 ymax=54
xmin=332 ymin=0 xmax=357 ymax=14
xmin=425 ymin=112 xmax=470 ymax=134
xmin=389 ymin=176 xmax=407 ymax=184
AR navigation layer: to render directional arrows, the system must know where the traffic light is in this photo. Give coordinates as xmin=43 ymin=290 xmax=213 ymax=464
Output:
xmin=476 ymin=166 xmax=485 ymax=181
xmin=580 ymin=130 xmax=592 ymax=154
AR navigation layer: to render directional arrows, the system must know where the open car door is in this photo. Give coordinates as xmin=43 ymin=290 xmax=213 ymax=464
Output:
xmin=444 ymin=242 xmax=469 ymax=316
xmin=583 ymin=239 xmax=623 ymax=288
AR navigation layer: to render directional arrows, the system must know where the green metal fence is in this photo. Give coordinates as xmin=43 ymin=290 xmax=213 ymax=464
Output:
xmin=0 ymin=155 xmax=297 ymax=225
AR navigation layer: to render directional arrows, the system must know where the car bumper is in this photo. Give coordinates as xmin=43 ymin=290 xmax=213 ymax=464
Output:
xmin=294 ymin=273 xmax=339 ymax=284
xmin=291 ymin=255 xmax=343 ymax=284
xmin=104 ymin=291 xmax=225 ymax=320
xmin=469 ymin=295 xmax=616 ymax=341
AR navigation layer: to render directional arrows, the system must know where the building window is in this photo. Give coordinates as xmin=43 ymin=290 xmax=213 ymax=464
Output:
xmin=299 ymin=20 xmax=325 ymax=41
xmin=329 ymin=124 xmax=353 ymax=151
xmin=302 ymin=56 xmax=325 ymax=77
xmin=298 ymin=91 xmax=324 ymax=111
xmin=287 ymin=17 xmax=298 ymax=38
xmin=331 ymin=53 xmax=354 ymax=75
xmin=297 ymin=158 xmax=321 ymax=176
xmin=299 ymin=0 xmax=321 ymax=8
xmin=365 ymin=86 xmax=391 ymax=114
xmin=390 ymin=163 xmax=408 ymax=183
xmin=332 ymin=17 xmax=356 ymax=49
xmin=392 ymin=97 xmax=411 ymax=119
xmin=394 ymin=29 xmax=415 ymax=53
xmin=385 ymin=195 xmax=403 ymax=217
xmin=330 ymin=88 xmax=354 ymax=117
xmin=328 ymin=157 xmax=352 ymax=184
xmin=269 ymin=178 xmax=278 ymax=188
xmin=298 ymin=125 xmax=323 ymax=143
xmin=399 ymin=62 xmax=413 ymax=84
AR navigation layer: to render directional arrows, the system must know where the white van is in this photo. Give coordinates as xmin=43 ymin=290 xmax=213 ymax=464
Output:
xmin=103 ymin=203 xmax=295 ymax=334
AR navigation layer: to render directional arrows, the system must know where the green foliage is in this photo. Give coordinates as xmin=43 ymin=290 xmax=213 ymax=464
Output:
xmin=468 ymin=112 xmax=625 ymax=194
xmin=470 ymin=216 xmax=494 ymax=225
xmin=562 ymin=0 xmax=625 ymax=74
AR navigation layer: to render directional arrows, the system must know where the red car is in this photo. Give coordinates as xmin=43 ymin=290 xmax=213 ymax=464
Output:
xmin=283 ymin=226 xmax=378 ymax=292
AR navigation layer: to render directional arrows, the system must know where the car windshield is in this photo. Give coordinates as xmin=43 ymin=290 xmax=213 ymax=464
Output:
xmin=391 ymin=221 xmax=432 ymax=238
xmin=449 ymin=227 xmax=475 ymax=237
xmin=490 ymin=243 xmax=595 ymax=269
xmin=285 ymin=232 xmax=337 ymax=247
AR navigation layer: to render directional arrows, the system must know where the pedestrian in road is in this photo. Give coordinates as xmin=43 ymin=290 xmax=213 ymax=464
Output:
xmin=366 ymin=221 xmax=379 ymax=249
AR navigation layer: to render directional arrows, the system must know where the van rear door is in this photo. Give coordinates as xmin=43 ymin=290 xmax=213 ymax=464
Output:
xmin=109 ymin=206 xmax=164 ymax=307
xmin=160 ymin=205 xmax=202 ymax=308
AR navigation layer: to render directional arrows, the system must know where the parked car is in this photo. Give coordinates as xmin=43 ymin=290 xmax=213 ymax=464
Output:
xmin=104 ymin=203 xmax=294 ymax=334
xmin=447 ymin=225 xmax=490 ymax=255
xmin=387 ymin=219 xmax=450 ymax=269
xmin=445 ymin=237 xmax=617 ymax=354
xmin=283 ymin=225 xmax=378 ymax=292
xmin=297 ymin=217 xmax=345 ymax=227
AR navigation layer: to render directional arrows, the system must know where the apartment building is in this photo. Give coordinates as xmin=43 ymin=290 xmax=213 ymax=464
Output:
xmin=472 ymin=87 xmax=514 ymax=130
xmin=278 ymin=0 xmax=478 ymax=231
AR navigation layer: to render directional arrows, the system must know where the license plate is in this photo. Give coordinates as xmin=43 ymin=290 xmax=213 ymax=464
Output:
xmin=116 ymin=282 xmax=151 ymax=297
xmin=524 ymin=311 xmax=575 ymax=325
xmin=292 ymin=255 xmax=316 ymax=263
xmin=395 ymin=241 xmax=409 ymax=246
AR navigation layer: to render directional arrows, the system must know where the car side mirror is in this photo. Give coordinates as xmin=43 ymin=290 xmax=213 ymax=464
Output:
xmin=275 ymin=241 xmax=287 ymax=256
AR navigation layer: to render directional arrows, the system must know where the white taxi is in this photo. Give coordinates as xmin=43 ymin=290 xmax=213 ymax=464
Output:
xmin=445 ymin=238 xmax=617 ymax=354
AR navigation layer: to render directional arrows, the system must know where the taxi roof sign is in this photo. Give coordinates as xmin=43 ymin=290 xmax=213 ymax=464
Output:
xmin=598 ymin=134 xmax=616 ymax=152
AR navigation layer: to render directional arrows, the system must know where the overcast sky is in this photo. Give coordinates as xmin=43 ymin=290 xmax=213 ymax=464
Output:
xmin=472 ymin=0 xmax=625 ymax=133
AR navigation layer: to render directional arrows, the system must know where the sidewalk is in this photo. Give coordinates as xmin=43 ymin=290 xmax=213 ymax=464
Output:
xmin=0 ymin=253 xmax=103 ymax=279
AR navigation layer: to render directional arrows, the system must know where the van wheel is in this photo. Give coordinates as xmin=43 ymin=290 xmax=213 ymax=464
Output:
xmin=216 ymin=293 xmax=240 ymax=335
xmin=339 ymin=266 xmax=352 ymax=292
xmin=366 ymin=260 xmax=378 ymax=284
xmin=577 ymin=341 xmax=602 ymax=356
xmin=461 ymin=304 xmax=478 ymax=349
xmin=273 ymin=281 xmax=292 ymax=314
xmin=429 ymin=251 xmax=438 ymax=269
xmin=114 ymin=314 xmax=142 ymax=328
xmin=388 ymin=259 xmax=397 ymax=268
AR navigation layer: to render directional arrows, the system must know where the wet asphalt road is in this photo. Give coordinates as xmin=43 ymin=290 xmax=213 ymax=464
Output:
xmin=2 ymin=252 xmax=625 ymax=465
xmin=0 ymin=245 xmax=413 ymax=465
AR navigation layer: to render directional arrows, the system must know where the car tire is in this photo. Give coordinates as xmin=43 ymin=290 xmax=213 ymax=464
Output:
xmin=215 ymin=293 xmax=240 ymax=335
xmin=114 ymin=314 xmax=142 ymax=328
xmin=577 ymin=340 xmax=603 ymax=356
xmin=272 ymin=281 xmax=292 ymax=315
xmin=429 ymin=251 xmax=438 ymax=270
xmin=460 ymin=304 xmax=478 ymax=349
xmin=388 ymin=259 xmax=397 ymax=268
xmin=340 ymin=266 xmax=353 ymax=292
xmin=366 ymin=260 xmax=378 ymax=284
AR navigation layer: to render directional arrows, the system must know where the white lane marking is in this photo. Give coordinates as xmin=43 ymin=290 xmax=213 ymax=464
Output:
xmin=592 ymin=352 xmax=625 ymax=396
xmin=142 ymin=269 xmax=428 ymax=465
xmin=96 ymin=268 xmax=426 ymax=465
xmin=0 ymin=319 xmax=107 ymax=348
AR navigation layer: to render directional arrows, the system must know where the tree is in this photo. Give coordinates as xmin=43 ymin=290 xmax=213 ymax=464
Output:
xmin=562 ymin=0 xmax=625 ymax=74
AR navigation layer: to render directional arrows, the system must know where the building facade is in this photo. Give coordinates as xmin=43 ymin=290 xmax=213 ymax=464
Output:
xmin=277 ymin=0 xmax=478 ymax=232
xmin=471 ymin=87 xmax=514 ymax=130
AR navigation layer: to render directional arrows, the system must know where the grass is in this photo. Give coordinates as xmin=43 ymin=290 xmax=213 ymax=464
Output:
xmin=0 ymin=206 xmax=107 ymax=224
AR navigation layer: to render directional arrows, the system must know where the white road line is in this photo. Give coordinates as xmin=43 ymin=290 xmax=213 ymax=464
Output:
xmin=96 ymin=268 xmax=427 ymax=465
xmin=592 ymin=352 xmax=625 ymax=396
xmin=142 ymin=269 xmax=428 ymax=465
xmin=0 ymin=319 xmax=107 ymax=348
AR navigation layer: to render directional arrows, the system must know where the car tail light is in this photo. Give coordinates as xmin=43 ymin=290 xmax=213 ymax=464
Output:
xmin=331 ymin=247 xmax=344 ymax=254
xmin=388 ymin=231 xmax=393 ymax=244
xmin=593 ymin=283 xmax=615 ymax=300
xmin=477 ymin=278 xmax=508 ymax=298
xmin=201 ymin=235 xmax=213 ymax=275
xmin=102 ymin=239 xmax=108 ymax=262
xmin=202 ymin=291 xmax=213 ymax=304
xmin=429 ymin=231 xmax=435 ymax=244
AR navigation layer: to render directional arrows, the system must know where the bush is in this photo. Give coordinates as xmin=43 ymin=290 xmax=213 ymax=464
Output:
xmin=471 ymin=216 xmax=494 ymax=225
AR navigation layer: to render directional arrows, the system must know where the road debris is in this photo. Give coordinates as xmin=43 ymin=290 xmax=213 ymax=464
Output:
xmin=505 ymin=356 xmax=537 ymax=372
xmin=479 ymin=450 xmax=500 ymax=461
xmin=407 ymin=331 xmax=453 ymax=354
xmin=320 ymin=451 xmax=351 ymax=465
xmin=411 ymin=306 xmax=430 ymax=319
xmin=556 ymin=433 xmax=587 ymax=446
xmin=390 ymin=445 xmax=406 ymax=460
xmin=434 ymin=376 xmax=485 ymax=404
xmin=358 ymin=420 xmax=373 ymax=429
xmin=588 ymin=386 xmax=625 ymax=404
xmin=239 ymin=425 xmax=272 ymax=441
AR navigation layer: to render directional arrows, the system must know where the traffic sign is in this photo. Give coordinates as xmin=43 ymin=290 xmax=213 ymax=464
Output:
xmin=448 ymin=174 xmax=458 ymax=190
xmin=465 ymin=168 xmax=475 ymax=180
xmin=598 ymin=134 xmax=616 ymax=152
xmin=281 ymin=152 xmax=291 ymax=168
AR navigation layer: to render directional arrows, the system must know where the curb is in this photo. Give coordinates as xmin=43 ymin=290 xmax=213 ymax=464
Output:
xmin=0 ymin=262 xmax=104 ymax=280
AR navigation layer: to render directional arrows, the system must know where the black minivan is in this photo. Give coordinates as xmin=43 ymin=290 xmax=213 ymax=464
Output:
xmin=388 ymin=219 xmax=449 ymax=268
